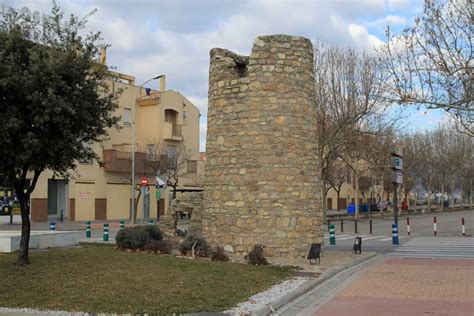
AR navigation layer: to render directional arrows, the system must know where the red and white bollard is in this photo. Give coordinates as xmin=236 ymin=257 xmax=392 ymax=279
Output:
xmin=433 ymin=216 xmax=437 ymax=236
xmin=462 ymin=217 xmax=465 ymax=236
xmin=406 ymin=217 xmax=411 ymax=236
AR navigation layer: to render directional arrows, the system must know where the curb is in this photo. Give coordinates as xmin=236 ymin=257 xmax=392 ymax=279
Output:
xmin=252 ymin=252 xmax=378 ymax=316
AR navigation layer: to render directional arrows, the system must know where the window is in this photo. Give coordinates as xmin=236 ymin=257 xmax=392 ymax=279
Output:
xmin=166 ymin=145 xmax=176 ymax=158
xmin=166 ymin=145 xmax=177 ymax=170
xmin=123 ymin=108 xmax=131 ymax=127
xmin=146 ymin=144 xmax=157 ymax=161
xmin=164 ymin=109 xmax=178 ymax=123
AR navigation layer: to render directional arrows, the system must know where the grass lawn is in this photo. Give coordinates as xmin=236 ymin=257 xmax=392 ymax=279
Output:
xmin=0 ymin=244 xmax=294 ymax=314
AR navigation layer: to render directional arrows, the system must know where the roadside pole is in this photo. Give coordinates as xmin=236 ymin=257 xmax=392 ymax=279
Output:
xmin=390 ymin=143 xmax=403 ymax=227
xmin=390 ymin=143 xmax=403 ymax=245
xmin=394 ymin=184 xmax=398 ymax=225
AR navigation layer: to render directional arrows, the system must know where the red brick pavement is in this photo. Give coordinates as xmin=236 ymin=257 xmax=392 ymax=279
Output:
xmin=316 ymin=258 xmax=474 ymax=316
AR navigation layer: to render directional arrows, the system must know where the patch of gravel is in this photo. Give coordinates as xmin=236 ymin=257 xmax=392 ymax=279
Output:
xmin=0 ymin=308 xmax=89 ymax=315
xmin=224 ymin=277 xmax=310 ymax=315
xmin=0 ymin=278 xmax=310 ymax=316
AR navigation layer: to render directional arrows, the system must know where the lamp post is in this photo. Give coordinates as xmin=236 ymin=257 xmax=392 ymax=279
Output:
xmin=131 ymin=75 xmax=163 ymax=224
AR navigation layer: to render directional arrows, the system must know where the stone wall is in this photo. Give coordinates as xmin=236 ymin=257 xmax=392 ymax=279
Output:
xmin=203 ymin=35 xmax=323 ymax=258
xmin=162 ymin=191 xmax=204 ymax=235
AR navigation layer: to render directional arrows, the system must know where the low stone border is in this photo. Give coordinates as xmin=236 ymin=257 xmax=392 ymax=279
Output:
xmin=252 ymin=252 xmax=377 ymax=315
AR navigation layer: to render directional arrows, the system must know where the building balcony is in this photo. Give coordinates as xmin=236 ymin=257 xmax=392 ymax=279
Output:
xmin=136 ymin=92 xmax=160 ymax=107
xmin=162 ymin=122 xmax=183 ymax=141
xmin=102 ymin=149 xmax=157 ymax=175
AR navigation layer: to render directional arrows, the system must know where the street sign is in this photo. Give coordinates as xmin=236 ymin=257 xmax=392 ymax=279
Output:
xmin=391 ymin=171 xmax=403 ymax=184
xmin=390 ymin=143 xmax=403 ymax=157
xmin=156 ymin=175 xmax=167 ymax=188
xmin=391 ymin=156 xmax=403 ymax=170
xmin=140 ymin=177 xmax=148 ymax=187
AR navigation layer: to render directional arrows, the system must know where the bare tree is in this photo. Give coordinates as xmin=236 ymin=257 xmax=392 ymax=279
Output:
xmin=165 ymin=144 xmax=192 ymax=200
xmin=314 ymin=43 xmax=397 ymax=220
xmin=403 ymin=122 xmax=473 ymax=213
xmin=145 ymin=141 xmax=192 ymax=200
xmin=326 ymin=159 xmax=350 ymax=211
xmin=380 ymin=0 xmax=473 ymax=136
xmin=342 ymin=132 xmax=392 ymax=219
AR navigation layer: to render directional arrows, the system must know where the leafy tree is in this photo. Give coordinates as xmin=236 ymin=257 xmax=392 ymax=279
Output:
xmin=0 ymin=4 xmax=118 ymax=265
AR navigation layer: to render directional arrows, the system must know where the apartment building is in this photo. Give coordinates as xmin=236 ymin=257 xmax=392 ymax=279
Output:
xmin=28 ymin=63 xmax=200 ymax=222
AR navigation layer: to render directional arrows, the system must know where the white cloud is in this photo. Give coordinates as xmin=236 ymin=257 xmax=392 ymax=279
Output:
xmin=3 ymin=0 xmax=425 ymax=151
xmin=348 ymin=24 xmax=384 ymax=50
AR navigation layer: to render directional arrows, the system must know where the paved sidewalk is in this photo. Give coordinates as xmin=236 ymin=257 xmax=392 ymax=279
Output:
xmin=315 ymin=257 xmax=474 ymax=316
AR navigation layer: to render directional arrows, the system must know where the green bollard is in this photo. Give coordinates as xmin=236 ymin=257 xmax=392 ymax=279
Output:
xmin=148 ymin=219 xmax=154 ymax=225
xmin=329 ymin=224 xmax=336 ymax=245
xmin=86 ymin=221 xmax=91 ymax=238
xmin=120 ymin=220 xmax=125 ymax=230
xmin=103 ymin=223 xmax=109 ymax=241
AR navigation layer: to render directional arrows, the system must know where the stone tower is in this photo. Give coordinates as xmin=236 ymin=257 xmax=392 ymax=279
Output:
xmin=203 ymin=35 xmax=322 ymax=258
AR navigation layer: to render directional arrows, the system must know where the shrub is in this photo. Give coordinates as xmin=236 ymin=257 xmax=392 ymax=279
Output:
xmin=145 ymin=225 xmax=164 ymax=241
xmin=179 ymin=234 xmax=211 ymax=257
xmin=246 ymin=244 xmax=268 ymax=265
xmin=175 ymin=228 xmax=187 ymax=237
xmin=211 ymin=246 xmax=229 ymax=262
xmin=144 ymin=240 xmax=172 ymax=254
xmin=115 ymin=225 xmax=164 ymax=250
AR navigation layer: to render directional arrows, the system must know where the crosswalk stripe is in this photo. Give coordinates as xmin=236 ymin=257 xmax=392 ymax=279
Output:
xmin=358 ymin=236 xmax=382 ymax=241
xmin=389 ymin=237 xmax=474 ymax=259
xmin=388 ymin=253 xmax=474 ymax=259
xmin=338 ymin=236 xmax=360 ymax=240
xmin=324 ymin=235 xmax=410 ymax=242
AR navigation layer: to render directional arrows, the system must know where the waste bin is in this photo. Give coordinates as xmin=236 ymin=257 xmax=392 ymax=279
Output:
xmin=347 ymin=203 xmax=356 ymax=215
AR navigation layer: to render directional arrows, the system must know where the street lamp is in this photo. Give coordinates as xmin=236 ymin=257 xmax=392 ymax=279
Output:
xmin=131 ymin=75 xmax=163 ymax=224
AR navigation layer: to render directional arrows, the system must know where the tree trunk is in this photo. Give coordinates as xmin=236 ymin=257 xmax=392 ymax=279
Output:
xmin=172 ymin=185 xmax=177 ymax=200
xmin=414 ymin=192 xmax=418 ymax=212
xmin=336 ymin=190 xmax=341 ymax=211
xmin=134 ymin=188 xmax=142 ymax=223
xmin=440 ymin=182 xmax=445 ymax=212
xmin=427 ymin=183 xmax=431 ymax=213
xmin=469 ymin=179 xmax=474 ymax=207
xmin=321 ymin=181 xmax=327 ymax=225
xmin=18 ymin=194 xmax=31 ymax=266
xmin=381 ymin=174 xmax=384 ymax=202
xmin=451 ymin=179 xmax=455 ymax=207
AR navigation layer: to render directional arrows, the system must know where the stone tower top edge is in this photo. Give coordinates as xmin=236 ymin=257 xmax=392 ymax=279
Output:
xmin=210 ymin=48 xmax=249 ymax=64
xmin=210 ymin=34 xmax=312 ymax=61
xmin=254 ymin=34 xmax=312 ymax=45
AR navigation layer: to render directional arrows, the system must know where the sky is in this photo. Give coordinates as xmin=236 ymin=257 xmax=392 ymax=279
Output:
xmin=2 ymin=0 xmax=447 ymax=151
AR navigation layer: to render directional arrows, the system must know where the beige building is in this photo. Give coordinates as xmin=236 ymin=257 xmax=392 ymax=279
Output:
xmin=326 ymin=173 xmax=379 ymax=211
xmin=28 ymin=65 xmax=201 ymax=222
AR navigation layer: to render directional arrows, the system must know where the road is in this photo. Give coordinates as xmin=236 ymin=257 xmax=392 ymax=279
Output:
xmin=324 ymin=210 xmax=473 ymax=254
xmin=277 ymin=209 xmax=474 ymax=316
